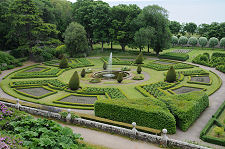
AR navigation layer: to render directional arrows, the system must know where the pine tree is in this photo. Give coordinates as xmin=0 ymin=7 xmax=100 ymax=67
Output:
xmin=69 ymin=71 xmax=80 ymax=90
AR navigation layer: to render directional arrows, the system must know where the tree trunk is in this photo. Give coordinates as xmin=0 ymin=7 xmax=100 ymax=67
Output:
xmin=121 ymin=44 xmax=125 ymax=51
xmin=101 ymin=41 xmax=104 ymax=52
xmin=148 ymin=44 xmax=150 ymax=53
xmin=111 ymin=42 xmax=113 ymax=50
xmin=139 ymin=47 xmax=141 ymax=52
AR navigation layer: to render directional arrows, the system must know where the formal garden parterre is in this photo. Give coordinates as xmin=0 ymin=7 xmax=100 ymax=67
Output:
xmin=0 ymin=55 xmax=222 ymax=135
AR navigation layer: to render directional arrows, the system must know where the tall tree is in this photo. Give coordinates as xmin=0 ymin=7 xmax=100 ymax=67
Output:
xmin=111 ymin=4 xmax=141 ymax=51
xmin=136 ymin=5 xmax=171 ymax=55
xmin=72 ymin=0 xmax=95 ymax=50
xmin=7 ymin=0 xmax=59 ymax=52
xmin=183 ymin=22 xmax=197 ymax=35
xmin=92 ymin=1 xmax=111 ymax=52
xmin=169 ymin=21 xmax=181 ymax=35
xmin=64 ymin=22 xmax=88 ymax=57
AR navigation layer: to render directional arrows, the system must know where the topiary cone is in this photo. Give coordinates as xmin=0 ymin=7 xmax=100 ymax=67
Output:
xmin=135 ymin=52 xmax=144 ymax=64
xmin=69 ymin=71 xmax=80 ymax=90
xmin=117 ymin=72 xmax=123 ymax=83
xmin=137 ymin=65 xmax=142 ymax=74
xmin=81 ymin=68 xmax=86 ymax=78
xmin=166 ymin=66 xmax=176 ymax=83
xmin=103 ymin=62 xmax=107 ymax=70
xmin=59 ymin=57 xmax=69 ymax=68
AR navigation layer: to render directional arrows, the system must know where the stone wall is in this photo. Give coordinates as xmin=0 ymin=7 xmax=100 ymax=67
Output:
xmin=2 ymin=101 xmax=209 ymax=149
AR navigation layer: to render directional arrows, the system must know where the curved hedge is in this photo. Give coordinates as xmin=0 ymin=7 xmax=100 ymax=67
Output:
xmin=158 ymin=52 xmax=189 ymax=61
xmin=94 ymin=97 xmax=176 ymax=134
xmin=160 ymin=91 xmax=209 ymax=131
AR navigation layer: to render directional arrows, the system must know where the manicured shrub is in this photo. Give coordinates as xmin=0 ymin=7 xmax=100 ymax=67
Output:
xmin=121 ymin=66 xmax=131 ymax=71
xmin=160 ymin=92 xmax=209 ymax=131
xmin=137 ymin=65 xmax=142 ymax=74
xmin=166 ymin=66 xmax=176 ymax=83
xmin=94 ymin=97 xmax=176 ymax=134
xmin=209 ymin=37 xmax=219 ymax=49
xmin=171 ymin=36 xmax=178 ymax=46
xmin=133 ymin=75 xmax=144 ymax=80
xmin=117 ymin=72 xmax=123 ymax=83
xmin=213 ymin=126 xmax=224 ymax=137
xmin=103 ymin=62 xmax=107 ymax=70
xmin=158 ymin=52 xmax=189 ymax=61
xmin=188 ymin=37 xmax=198 ymax=47
xmin=59 ymin=57 xmax=69 ymax=68
xmin=178 ymin=36 xmax=188 ymax=46
xmin=203 ymin=53 xmax=210 ymax=59
xmin=200 ymin=55 xmax=209 ymax=62
xmin=220 ymin=37 xmax=225 ymax=49
xmin=81 ymin=69 xmax=86 ymax=78
xmin=69 ymin=71 xmax=80 ymax=90
xmin=199 ymin=37 xmax=208 ymax=48
xmin=89 ymin=78 xmax=101 ymax=83
xmin=135 ymin=52 xmax=144 ymax=64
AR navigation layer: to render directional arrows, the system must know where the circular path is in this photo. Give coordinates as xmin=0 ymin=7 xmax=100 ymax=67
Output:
xmin=1 ymin=61 xmax=225 ymax=148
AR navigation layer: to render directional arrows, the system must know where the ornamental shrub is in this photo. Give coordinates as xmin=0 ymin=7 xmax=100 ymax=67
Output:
xmin=69 ymin=71 xmax=80 ymax=90
xmin=160 ymin=91 xmax=209 ymax=131
xmin=135 ymin=52 xmax=144 ymax=64
xmin=117 ymin=72 xmax=123 ymax=83
xmin=81 ymin=69 xmax=86 ymax=78
xmin=59 ymin=57 xmax=69 ymax=68
xmin=220 ymin=37 xmax=225 ymax=49
xmin=199 ymin=37 xmax=208 ymax=48
xmin=203 ymin=53 xmax=210 ymax=59
xmin=209 ymin=37 xmax=219 ymax=49
xmin=188 ymin=37 xmax=198 ymax=47
xmin=166 ymin=66 xmax=176 ymax=83
xmin=137 ymin=65 xmax=142 ymax=74
xmin=178 ymin=36 xmax=188 ymax=46
xmin=171 ymin=36 xmax=178 ymax=46
xmin=200 ymin=55 xmax=209 ymax=62
xmin=103 ymin=62 xmax=107 ymax=70
xmin=94 ymin=97 xmax=176 ymax=134
xmin=158 ymin=52 xmax=189 ymax=61
xmin=213 ymin=126 xmax=224 ymax=137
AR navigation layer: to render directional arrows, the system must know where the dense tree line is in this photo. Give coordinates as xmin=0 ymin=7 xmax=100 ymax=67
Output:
xmin=0 ymin=0 xmax=224 ymax=61
xmin=169 ymin=21 xmax=225 ymax=40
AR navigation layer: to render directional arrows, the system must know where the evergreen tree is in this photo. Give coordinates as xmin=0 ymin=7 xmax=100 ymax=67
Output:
xmin=103 ymin=62 xmax=107 ymax=70
xmin=135 ymin=52 xmax=144 ymax=64
xmin=117 ymin=72 xmax=123 ymax=83
xmin=69 ymin=71 xmax=80 ymax=90
xmin=81 ymin=69 xmax=86 ymax=78
xmin=137 ymin=65 xmax=142 ymax=74
xmin=59 ymin=57 xmax=69 ymax=68
xmin=166 ymin=66 xmax=176 ymax=83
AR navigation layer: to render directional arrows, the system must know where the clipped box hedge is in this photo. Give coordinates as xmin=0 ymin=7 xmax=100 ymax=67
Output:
xmin=160 ymin=91 xmax=209 ymax=131
xmin=158 ymin=52 xmax=189 ymax=61
xmin=94 ymin=97 xmax=176 ymax=134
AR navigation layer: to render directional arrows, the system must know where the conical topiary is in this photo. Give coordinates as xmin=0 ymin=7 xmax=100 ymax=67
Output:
xmin=81 ymin=69 xmax=86 ymax=78
xmin=135 ymin=52 xmax=144 ymax=64
xmin=117 ymin=72 xmax=123 ymax=83
xmin=137 ymin=65 xmax=142 ymax=74
xmin=69 ymin=71 xmax=80 ymax=90
xmin=103 ymin=62 xmax=107 ymax=70
xmin=59 ymin=57 xmax=69 ymax=68
xmin=166 ymin=66 xmax=176 ymax=83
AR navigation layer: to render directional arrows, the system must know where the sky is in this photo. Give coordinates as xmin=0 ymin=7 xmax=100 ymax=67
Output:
xmin=68 ymin=0 xmax=225 ymax=25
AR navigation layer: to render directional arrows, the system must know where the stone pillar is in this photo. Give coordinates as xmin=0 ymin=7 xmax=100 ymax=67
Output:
xmin=15 ymin=99 xmax=21 ymax=110
xmin=162 ymin=128 xmax=168 ymax=147
xmin=66 ymin=109 xmax=71 ymax=123
xmin=132 ymin=122 xmax=138 ymax=138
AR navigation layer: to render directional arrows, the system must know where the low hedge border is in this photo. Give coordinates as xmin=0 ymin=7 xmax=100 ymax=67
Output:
xmin=21 ymin=66 xmax=50 ymax=73
xmin=101 ymin=57 xmax=133 ymax=65
xmin=187 ymin=75 xmax=212 ymax=86
xmin=2 ymin=64 xmax=40 ymax=80
xmin=158 ymin=52 xmax=189 ymax=61
xmin=13 ymin=85 xmax=57 ymax=99
xmin=167 ymin=85 xmax=207 ymax=95
xmin=53 ymin=93 xmax=100 ymax=107
xmin=208 ymin=70 xmax=222 ymax=96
